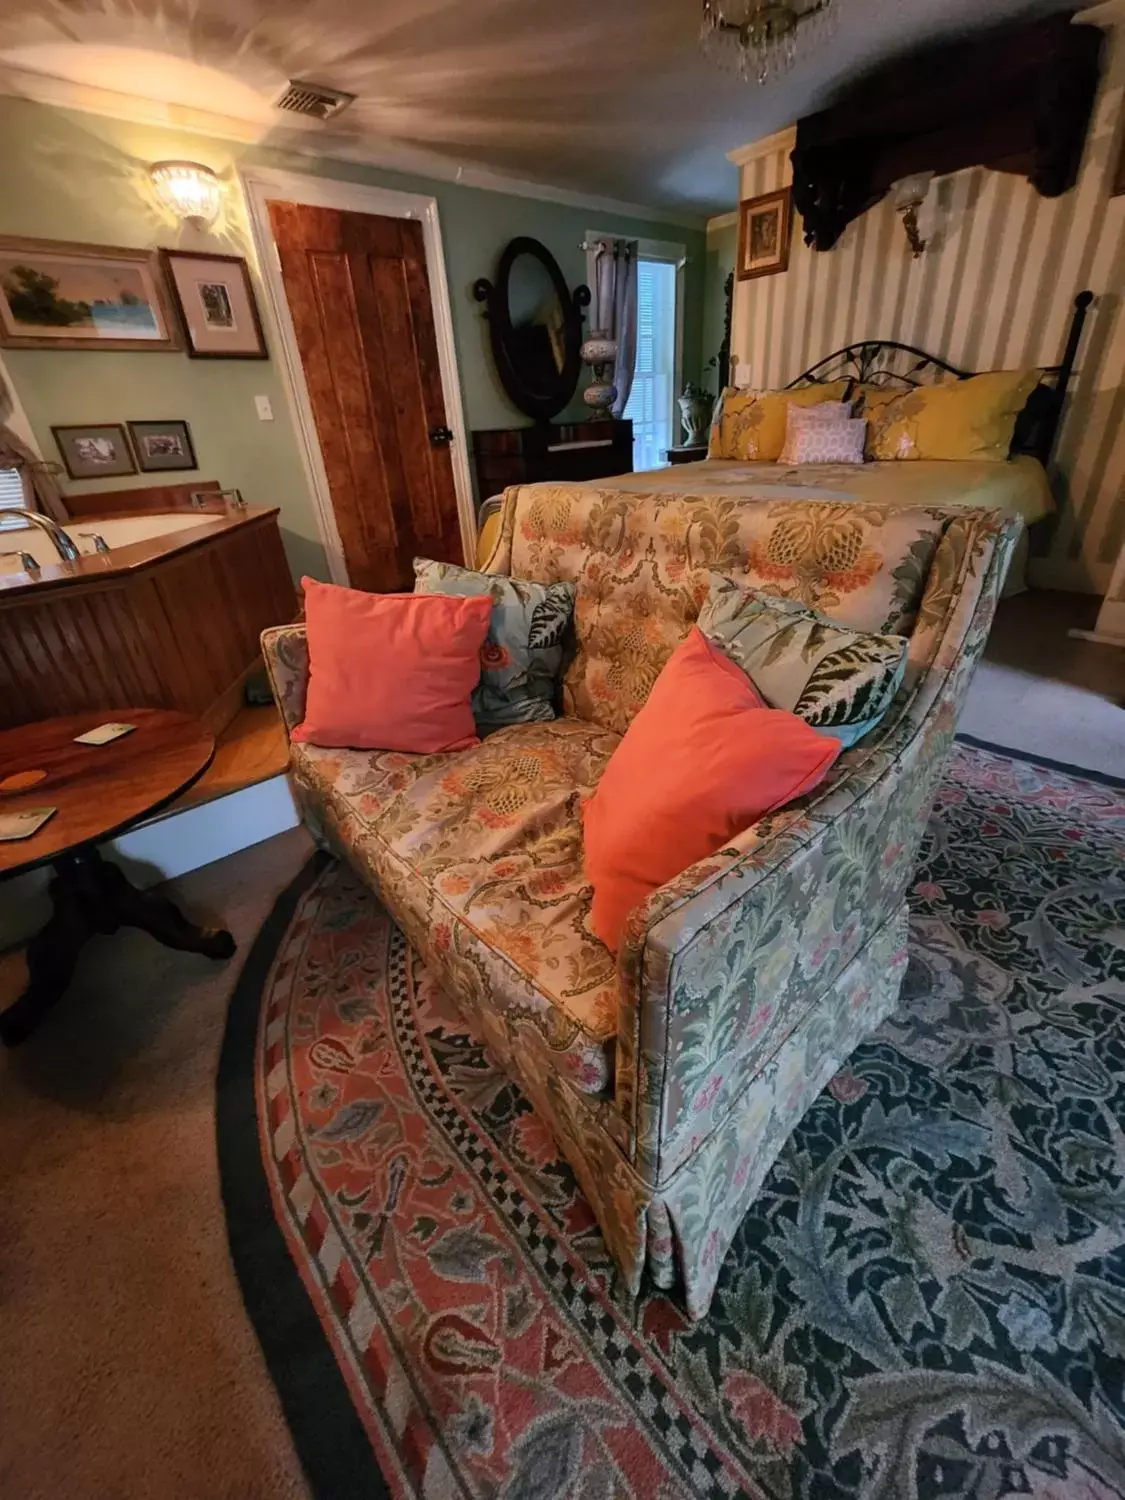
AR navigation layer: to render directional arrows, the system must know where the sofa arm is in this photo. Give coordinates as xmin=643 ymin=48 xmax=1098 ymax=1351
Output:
xmin=261 ymin=624 xmax=309 ymax=736
xmin=614 ymin=506 xmax=1021 ymax=1190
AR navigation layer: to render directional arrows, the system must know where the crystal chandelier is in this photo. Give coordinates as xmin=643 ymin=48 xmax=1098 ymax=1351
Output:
xmin=701 ymin=0 xmax=836 ymax=84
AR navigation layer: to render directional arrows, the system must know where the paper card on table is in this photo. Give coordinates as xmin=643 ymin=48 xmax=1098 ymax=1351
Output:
xmin=0 ymin=806 xmax=57 ymax=841
xmin=73 ymin=722 xmax=137 ymax=746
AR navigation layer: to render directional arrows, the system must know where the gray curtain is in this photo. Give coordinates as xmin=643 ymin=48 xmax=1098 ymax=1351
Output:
xmin=0 ymin=374 xmax=66 ymax=522
xmin=0 ymin=426 xmax=66 ymax=523
xmin=591 ymin=238 xmax=639 ymax=418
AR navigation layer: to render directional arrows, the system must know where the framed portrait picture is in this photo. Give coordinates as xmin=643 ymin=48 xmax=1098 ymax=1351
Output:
xmin=0 ymin=238 xmax=182 ymax=351
xmin=162 ymin=251 xmax=268 ymax=359
xmin=52 ymin=424 xmax=137 ymax=481
xmin=737 ymin=189 xmax=793 ymax=281
xmin=128 ymin=419 xmax=197 ymax=473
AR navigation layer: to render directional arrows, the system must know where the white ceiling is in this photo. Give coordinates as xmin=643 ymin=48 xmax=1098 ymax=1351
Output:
xmin=0 ymin=0 xmax=1079 ymax=219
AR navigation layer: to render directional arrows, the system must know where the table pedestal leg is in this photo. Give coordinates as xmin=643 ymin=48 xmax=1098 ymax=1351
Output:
xmin=0 ymin=848 xmax=236 ymax=1047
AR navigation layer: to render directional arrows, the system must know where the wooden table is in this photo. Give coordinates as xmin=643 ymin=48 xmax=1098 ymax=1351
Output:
xmin=0 ymin=709 xmax=236 ymax=1046
xmin=665 ymin=444 xmax=708 ymax=465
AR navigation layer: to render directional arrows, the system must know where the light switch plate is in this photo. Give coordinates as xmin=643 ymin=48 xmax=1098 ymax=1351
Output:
xmin=255 ymin=395 xmax=274 ymax=421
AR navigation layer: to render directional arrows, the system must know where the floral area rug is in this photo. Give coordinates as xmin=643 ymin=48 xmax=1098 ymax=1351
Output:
xmin=217 ymin=742 xmax=1125 ymax=1500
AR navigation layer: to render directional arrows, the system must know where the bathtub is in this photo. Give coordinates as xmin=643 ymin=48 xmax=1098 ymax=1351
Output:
xmin=0 ymin=505 xmax=296 ymax=732
xmin=0 ymin=511 xmax=217 ymax=574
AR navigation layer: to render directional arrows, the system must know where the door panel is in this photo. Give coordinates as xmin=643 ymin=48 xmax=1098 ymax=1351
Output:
xmin=268 ymin=200 xmax=464 ymax=593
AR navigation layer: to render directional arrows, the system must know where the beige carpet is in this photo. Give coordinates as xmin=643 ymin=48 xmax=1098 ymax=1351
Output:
xmin=961 ymin=589 xmax=1123 ymax=779
xmin=0 ymin=828 xmax=315 ymax=1500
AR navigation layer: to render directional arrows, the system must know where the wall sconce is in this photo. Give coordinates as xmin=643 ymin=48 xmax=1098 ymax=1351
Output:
xmin=891 ymin=172 xmax=934 ymax=258
xmin=150 ymin=160 xmax=223 ymax=230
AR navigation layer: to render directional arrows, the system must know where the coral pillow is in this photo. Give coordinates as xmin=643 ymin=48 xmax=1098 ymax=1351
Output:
xmin=582 ymin=628 xmax=841 ymax=954
xmin=292 ymin=577 xmax=492 ymax=753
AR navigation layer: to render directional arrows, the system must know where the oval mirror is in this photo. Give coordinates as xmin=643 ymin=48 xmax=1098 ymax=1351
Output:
xmin=474 ymin=238 xmax=588 ymax=421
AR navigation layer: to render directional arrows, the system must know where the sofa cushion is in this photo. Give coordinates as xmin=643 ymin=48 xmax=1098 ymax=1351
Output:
xmin=698 ymin=575 xmax=908 ymax=747
xmin=293 ymin=579 xmax=490 ymax=752
xmin=291 ymin=720 xmax=621 ymax=1094
xmin=583 ymin=628 xmax=840 ymax=953
xmin=509 ymin=490 xmax=946 ymax=734
xmin=413 ymin=558 xmax=575 ymax=734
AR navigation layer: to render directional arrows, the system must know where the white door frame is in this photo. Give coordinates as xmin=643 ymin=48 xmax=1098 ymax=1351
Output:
xmin=239 ymin=165 xmax=476 ymax=583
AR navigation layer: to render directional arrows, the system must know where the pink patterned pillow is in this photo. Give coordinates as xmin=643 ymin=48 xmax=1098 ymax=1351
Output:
xmin=777 ymin=400 xmax=852 ymax=464
xmin=789 ymin=417 xmax=868 ymax=465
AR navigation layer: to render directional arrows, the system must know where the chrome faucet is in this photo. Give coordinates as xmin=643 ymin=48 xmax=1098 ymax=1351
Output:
xmin=4 ymin=508 xmax=81 ymax=562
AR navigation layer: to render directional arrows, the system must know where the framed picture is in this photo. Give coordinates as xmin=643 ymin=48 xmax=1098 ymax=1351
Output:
xmin=127 ymin=419 xmax=197 ymax=473
xmin=162 ymin=251 xmax=268 ymax=359
xmin=0 ymin=238 xmax=182 ymax=351
xmin=737 ymin=188 xmax=793 ymax=281
xmin=52 ymin=424 xmax=137 ymax=480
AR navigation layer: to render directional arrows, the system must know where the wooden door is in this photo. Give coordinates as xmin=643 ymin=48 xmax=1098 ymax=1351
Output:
xmin=268 ymin=200 xmax=464 ymax=592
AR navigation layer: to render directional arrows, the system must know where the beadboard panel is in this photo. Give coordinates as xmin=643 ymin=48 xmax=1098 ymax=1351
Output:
xmin=0 ymin=515 xmax=295 ymax=730
xmin=730 ymin=19 xmax=1125 ymax=593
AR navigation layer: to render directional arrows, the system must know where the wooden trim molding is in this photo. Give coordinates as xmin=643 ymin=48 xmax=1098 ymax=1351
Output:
xmin=62 ymin=480 xmax=223 ymax=519
xmin=727 ymin=127 xmax=798 ymax=168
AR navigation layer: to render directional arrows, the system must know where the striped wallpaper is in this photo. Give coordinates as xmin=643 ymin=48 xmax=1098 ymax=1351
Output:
xmin=728 ymin=16 xmax=1125 ymax=594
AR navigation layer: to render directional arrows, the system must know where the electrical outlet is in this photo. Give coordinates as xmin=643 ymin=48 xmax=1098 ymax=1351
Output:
xmin=255 ymin=395 xmax=274 ymax=421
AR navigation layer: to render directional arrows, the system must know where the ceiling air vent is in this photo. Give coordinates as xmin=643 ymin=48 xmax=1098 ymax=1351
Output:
xmin=273 ymin=81 xmax=356 ymax=121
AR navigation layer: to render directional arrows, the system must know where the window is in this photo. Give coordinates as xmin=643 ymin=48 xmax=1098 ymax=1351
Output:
xmin=624 ymin=258 xmax=678 ymax=473
xmin=0 ymin=467 xmax=25 ymax=527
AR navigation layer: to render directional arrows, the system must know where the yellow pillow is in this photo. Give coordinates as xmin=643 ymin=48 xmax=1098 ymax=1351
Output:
xmin=708 ymin=381 xmax=852 ymax=461
xmin=862 ymin=370 xmax=1040 ymax=462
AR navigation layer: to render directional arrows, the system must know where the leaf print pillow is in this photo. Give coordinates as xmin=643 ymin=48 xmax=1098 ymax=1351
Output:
xmin=414 ymin=559 xmax=575 ymax=734
xmin=697 ymin=574 xmax=908 ymax=748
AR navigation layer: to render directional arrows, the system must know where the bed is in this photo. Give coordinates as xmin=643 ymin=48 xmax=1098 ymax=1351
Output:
xmin=474 ymin=291 xmax=1093 ymax=588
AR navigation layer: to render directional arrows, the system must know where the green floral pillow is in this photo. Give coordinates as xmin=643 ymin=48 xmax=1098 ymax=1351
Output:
xmin=698 ymin=574 xmax=907 ymax=748
xmin=413 ymin=558 xmax=575 ymax=734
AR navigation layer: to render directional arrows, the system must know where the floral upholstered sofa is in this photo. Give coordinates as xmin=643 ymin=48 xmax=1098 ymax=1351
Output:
xmin=262 ymin=487 xmax=1020 ymax=1319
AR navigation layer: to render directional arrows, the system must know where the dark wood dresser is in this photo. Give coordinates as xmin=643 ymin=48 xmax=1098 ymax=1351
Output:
xmin=471 ymin=419 xmax=633 ymax=509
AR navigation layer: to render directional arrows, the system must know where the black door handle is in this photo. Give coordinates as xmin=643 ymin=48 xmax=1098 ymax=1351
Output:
xmin=429 ymin=426 xmax=454 ymax=446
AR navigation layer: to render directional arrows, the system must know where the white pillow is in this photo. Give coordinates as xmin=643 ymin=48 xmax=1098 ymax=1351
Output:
xmin=777 ymin=400 xmax=853 ymax=464
xmin=790 ymin=416 xmax=868 ymax=464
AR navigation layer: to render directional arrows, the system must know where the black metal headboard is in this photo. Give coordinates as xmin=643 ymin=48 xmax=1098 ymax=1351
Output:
xmin=786 ymin=290 xmax=1093 ymax=468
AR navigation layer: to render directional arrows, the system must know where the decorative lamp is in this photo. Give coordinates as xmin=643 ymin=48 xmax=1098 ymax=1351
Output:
xmin=891 ymin=172 xmax=934 ymax=258
xmin=150 ymin=161 xmax=223 ymax=230
xmin=580 ymin=332 xmax=618 ymax=419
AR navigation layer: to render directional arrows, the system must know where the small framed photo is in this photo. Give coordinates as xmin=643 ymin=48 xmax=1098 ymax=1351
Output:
xmin=0 ymin=236 xmax=181 ymax=351
xmin=127 ymin=419 xmax=197 ymax=473
xmin=161 ymin=250 xmax=268 ymax=359
xmin=51 ymin=423 xmax=136 ymax=480
xmin=737 ymin=188 xmax=793 ymax=281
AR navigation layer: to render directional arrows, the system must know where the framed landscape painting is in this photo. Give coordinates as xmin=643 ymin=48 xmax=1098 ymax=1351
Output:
xmin=737 ymin=188 xmax=793 ymax=281
xmin=0 ymin=238 xmax=181 ymax=350
xmin=162 ymin=250 xmax=268 ymax=359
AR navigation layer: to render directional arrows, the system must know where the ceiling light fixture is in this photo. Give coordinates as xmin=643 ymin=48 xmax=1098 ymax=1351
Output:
xmin=150 ymin=160 xmax=223 ymax=229
xmin=700 ymin=0 xmax=836 ymax=84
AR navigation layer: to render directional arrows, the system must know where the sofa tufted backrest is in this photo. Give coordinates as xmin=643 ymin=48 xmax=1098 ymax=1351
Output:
xmin=490 ymin=485 xmax=954 ymax=735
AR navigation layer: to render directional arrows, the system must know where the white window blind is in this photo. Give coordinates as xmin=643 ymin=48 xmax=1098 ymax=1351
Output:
xmin=0 ymin=467 xmax=25 ymax=525
xmin=624 ymin=258 xmax=677 ymax=473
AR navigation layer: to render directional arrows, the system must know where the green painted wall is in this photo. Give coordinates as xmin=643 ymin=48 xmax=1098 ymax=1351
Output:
xmin=0 ymin=96 xmax=706 ymax=580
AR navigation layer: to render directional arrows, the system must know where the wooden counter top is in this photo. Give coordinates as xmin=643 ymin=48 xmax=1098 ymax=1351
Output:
xmin=0 ymin=506 xmax=282 ymax=598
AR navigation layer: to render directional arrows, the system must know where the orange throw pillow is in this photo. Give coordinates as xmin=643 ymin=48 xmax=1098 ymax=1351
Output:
xmin=583 ymin=628 xmax=841 ymax=954
xmin=292 ymin=577 xmax=492 ymax=753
